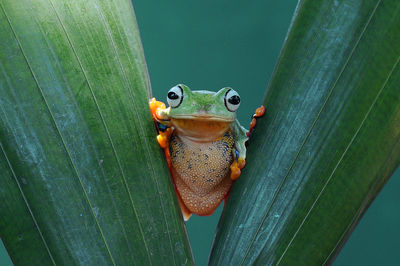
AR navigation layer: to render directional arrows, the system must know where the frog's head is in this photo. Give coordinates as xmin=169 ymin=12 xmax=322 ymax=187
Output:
xmin=166 ymin=84 xmax=241 ymax=122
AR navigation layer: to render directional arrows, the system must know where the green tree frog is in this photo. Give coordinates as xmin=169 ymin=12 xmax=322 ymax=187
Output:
xmin=149 ymin=84 xmax=264 ymax=220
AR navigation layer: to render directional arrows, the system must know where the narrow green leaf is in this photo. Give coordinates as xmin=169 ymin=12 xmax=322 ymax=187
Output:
xmin=0 ymin=0 xmax=192 ymax=265
xmin=209 ymin=0 xmax=400 ymax=265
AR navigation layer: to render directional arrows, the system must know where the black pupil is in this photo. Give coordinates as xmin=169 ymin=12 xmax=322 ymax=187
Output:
xmin=228 ymin=95 xmax=240 ymax=105
xmin=168 ymin=91 xmax=179 ymax=100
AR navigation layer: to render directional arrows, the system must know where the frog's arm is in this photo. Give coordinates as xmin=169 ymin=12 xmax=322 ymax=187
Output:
xmin=232 ymin=119 xmax=248 ymax=164
xmin=230 ymin=105 xmax=266 ymax=180
xmin=149 ymin=98 xmax=173 ymax=149
xmin=229 ymin=119 xmax=248 ymax=180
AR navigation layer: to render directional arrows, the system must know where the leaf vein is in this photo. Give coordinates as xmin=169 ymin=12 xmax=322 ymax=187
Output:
xmin=48 ymin=0 xmax=153 ymax=263
xmin=322 ymin=134 xmax=400 ymax=265
xmin=276 ymin=49 xmax=400 ymax=265
xmin=47 ymin=0 xmax=155 ymax=263
xmin=0 ymin=141 xmax=56 ymax=265
xmin=4 ymin=1 xmax=117 ymax=264
xmin=95 ymin=2 xmax=178 ymax=264
xmin=240 ymin=1 xmax=382 ymax=264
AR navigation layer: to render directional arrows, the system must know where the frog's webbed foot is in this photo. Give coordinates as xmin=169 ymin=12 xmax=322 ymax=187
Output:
xmin=230 ymin=150 xmax=246 ymax=180
xmin=149 ymin=98 xmax=170 ymax=122
xmin=149 ymin=98 xmax=173 ymax=149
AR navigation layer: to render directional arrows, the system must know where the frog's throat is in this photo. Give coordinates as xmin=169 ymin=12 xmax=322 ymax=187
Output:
xmin=171 ymin=118 xmax=232 ymax=142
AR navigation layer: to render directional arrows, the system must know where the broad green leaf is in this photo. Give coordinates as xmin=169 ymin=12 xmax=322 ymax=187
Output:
xmin=0 ymin=0 xmax=193 ymax=265
xmin=209 ymin=0 xmax=400 ymax=265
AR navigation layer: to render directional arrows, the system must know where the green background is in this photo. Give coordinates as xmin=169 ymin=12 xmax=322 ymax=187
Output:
xmin=1 ymin=1 xmax=399 ymax=265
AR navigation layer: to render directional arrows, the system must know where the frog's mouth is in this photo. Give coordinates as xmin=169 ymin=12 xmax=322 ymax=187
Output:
xmin=170 ymin=117 xmax=233 ymax=142
xmin=170 ymin=114 xmax=235 ymax=122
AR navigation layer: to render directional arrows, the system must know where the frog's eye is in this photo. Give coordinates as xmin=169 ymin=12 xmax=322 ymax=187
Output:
xmin=224 ymin=89 xmax=240 ymax=112
xmin=167 ymin=85 xmax=184 ymax=108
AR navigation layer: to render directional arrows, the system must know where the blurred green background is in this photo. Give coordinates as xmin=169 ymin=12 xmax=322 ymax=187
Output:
xmin=1 ymin=1 xmax=399 ymax=265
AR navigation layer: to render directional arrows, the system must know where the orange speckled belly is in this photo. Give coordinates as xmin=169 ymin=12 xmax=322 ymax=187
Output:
xmin=169 ymin=130 xmax=235 ymax=215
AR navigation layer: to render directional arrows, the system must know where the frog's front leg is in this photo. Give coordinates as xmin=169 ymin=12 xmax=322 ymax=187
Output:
xmin=230 ymin=120 xmax=248 ymax=180
xmin=149 ymin=98 xmax=172 ymax=149
xmin=230 ymin=105 xmax=265 ymax=180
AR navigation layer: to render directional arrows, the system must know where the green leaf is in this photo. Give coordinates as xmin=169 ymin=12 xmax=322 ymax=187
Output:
xmin=209 ymin=0 xmax=400 ymax=265
xmin=0 ymin=0 xmax=193 ymax=265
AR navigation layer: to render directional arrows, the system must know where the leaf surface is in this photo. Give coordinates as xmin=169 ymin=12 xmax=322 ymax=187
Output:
xmin=0 ymin=0 xmax=192 ymax=265
xmin=209 ymin=0 xmax=400 ymax=264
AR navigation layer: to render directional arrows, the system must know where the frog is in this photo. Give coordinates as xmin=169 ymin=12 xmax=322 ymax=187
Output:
xmin=149 ymin=84 xmax=265 ymax=221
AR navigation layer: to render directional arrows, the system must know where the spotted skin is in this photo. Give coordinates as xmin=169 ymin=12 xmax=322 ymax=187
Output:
xmin=170 ymin=131 xmax=235 ymax=215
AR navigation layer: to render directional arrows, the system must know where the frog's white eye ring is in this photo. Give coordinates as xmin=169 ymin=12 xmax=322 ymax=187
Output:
xmin=224 ymin=89 xmax=240 ymax=112
xmin=167 ymin=85 xmax=184 ymax=108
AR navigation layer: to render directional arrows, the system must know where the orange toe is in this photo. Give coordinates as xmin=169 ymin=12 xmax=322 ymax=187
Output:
xmin=250 ymin=118 xmax=256 ymax=130
xmin=255 ymin=105 xmax=265 ymax=117
xmin=149 ymin=98 xmax=167 ymax=120
xmin=247 ymin=105 xmax=266 ymax=137
xmin=157 ymin=134 xmax=168 ymax=149
xmin=238 ymin=159 xmax=246 ymax=169
xmin=230 ymin=161 xmax=242 ymax=180
xmin=149 ymin=98 xmax=157 ymax=114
